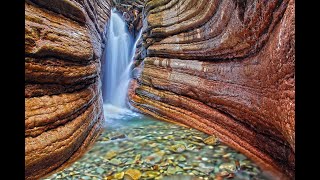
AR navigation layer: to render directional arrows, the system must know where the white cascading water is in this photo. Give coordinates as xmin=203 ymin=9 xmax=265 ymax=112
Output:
xmin=103 ymin=9 xmax=142 ymax=120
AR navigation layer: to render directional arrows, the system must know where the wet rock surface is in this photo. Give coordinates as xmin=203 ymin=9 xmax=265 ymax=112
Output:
xmin=112 ymin=0 xmax=145 ymax=38
xmin=44 ymin=112 xmax=273 ymax=180
xmin=25 ymin=0 xmax=295 ymax=179
xmin=128 ymin=0 xmax=295 ymax=178
xmin=25 ymin=0 xmax=111 ymax=179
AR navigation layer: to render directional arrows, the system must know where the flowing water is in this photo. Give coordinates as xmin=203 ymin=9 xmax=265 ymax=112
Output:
xmin=103 ymin=9 xmax=140 ymax=108
xmin=44 ymin=10 xmax=273 ymax=180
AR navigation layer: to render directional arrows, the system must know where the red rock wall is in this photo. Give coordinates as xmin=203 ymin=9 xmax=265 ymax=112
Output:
xmin=25 ymin=0 xmax=111 ymax=179
xmin=128 ymin=0 xmax=295 ymax=178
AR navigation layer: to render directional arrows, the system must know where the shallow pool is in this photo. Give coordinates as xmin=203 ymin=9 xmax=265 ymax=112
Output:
xmin=44 ymin=104 xmax=272 ymax=180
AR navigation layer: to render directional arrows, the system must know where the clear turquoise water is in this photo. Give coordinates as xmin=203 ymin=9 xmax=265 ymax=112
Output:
xmin=44 ymin=104 xmax=274 ymax=180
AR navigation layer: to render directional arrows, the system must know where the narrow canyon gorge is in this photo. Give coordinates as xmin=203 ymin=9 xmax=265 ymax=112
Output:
xmin=25 ymin=0 xmax=295 ymax=179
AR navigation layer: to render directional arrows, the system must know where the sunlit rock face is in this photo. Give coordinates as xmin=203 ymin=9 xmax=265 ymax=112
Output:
xmin=25 ymin=0 xmax=111 ymax=179
xmin=128 ymin=0 xmax=295 ymax=178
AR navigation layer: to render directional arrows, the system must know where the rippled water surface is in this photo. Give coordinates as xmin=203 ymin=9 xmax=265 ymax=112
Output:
xmin=44 ymin=104 xmax=274 ymax=180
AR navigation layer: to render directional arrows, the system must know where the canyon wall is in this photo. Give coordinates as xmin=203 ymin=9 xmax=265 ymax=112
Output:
xmin=128 ymin=0 xmax=295 ymax=178
xmin=25 ymin=0 xmax=111 ymax=179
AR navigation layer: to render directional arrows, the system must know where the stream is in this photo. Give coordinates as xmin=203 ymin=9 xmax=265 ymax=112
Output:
xmin=44 ymin=10 xmax=272 ymax=180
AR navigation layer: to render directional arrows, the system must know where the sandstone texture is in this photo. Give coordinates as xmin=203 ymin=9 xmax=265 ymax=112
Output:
xmin=128 ymin=0 xmax=295 ymax=178
xmin=25 ymin=0 xmax=111 ymax=179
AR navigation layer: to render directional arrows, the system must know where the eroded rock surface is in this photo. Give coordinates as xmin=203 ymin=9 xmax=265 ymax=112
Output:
xmin=128 ymin=0 xmax=295 ymax=178
xmin=25 ymin=0 xmax=111 ymax=179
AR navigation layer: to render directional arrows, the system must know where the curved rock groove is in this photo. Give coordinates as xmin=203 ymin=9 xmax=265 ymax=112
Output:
xmin=25 ymin=0 xmax=294 ymax=179
xmin=128 ymin=0 xmax=295 ymax=178
xmin=24 ymin=0 xmax=111 ymax=179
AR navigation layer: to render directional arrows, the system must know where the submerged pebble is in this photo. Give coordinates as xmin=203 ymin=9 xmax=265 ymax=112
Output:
xmin=105 ymin=150 xmax=117 ymax=160
xmin=168 ymin=144 xmax=186 ymax=153
xmin=109 ymin=158 xmax=122 ymax=165
xmin=110 ymin=134 xmax=127 ymax=140
xmin=113 ymin=172 xmax=124 ymax=179
xmin=143 ymin=170 xmax=160 ymax=178
xmin=203 ymin=135 xmax=218 ymax=145
xmin=219 ymin=163 xmax=237 ymax=173
xmin=44 ymin=111 xmax=266 ymax=180
xmin=124 ymin=169 xmax=141 ymax=180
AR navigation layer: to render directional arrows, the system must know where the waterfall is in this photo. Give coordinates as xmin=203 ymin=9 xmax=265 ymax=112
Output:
xmin=103 ymin=9 xmax=141 ymax=109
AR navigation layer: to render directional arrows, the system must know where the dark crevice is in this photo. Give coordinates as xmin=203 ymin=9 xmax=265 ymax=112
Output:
xmin=25 ymin=78 xmax=97 ymax=98
xmin=24 ymin=54 xmax=96 ymax=64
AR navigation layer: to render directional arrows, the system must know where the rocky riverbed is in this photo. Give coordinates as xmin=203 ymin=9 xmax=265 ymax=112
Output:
xmin=44 ymin=105 xmax=274 ymax=180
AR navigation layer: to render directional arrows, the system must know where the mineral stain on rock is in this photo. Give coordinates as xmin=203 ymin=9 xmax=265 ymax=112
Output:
xmin=128 ymin=0 xmax=295 ymax=178
xmin=25 ymin=0 xmax=294 ymax=179
xmin=25 ymin=0 xmax=111 ymax=179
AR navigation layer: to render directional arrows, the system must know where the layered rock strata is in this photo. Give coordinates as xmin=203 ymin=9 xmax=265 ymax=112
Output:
xmin=25 ymin=0 xmax=111 ymax=179
xmin=128 ymin=0 xmax=295 ymax=178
